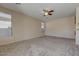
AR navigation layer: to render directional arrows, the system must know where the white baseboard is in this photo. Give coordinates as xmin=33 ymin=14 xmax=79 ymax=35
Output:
xmin=45 ymin=35 xmax=75 ymax=40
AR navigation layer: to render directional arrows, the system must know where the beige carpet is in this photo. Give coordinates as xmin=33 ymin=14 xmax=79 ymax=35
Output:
xmin=0 ymin=36 xmax=78 ymax=56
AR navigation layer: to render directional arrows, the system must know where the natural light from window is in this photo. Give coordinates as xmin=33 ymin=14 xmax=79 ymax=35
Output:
xmin=0 ymin=21 xmax=11 ymax=28
xmin=0 ymin=12 xmax=11 ymax=37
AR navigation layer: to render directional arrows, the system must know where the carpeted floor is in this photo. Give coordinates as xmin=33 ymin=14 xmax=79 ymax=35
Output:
xmin=0 ymin=36 xmax=78 ymax=56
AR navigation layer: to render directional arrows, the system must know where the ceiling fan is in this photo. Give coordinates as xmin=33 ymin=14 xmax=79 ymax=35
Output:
xmin=43 ymin=9 xmax=54 ymax=16
xmin=16 ymin=3 xmax=21 ymax=5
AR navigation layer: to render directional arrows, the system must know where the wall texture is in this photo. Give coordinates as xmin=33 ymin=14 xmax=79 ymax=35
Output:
xmin=0 ymin=7 xmax=44 ymax=45
xmin=45 ymin=16 xmax=75 ymax=39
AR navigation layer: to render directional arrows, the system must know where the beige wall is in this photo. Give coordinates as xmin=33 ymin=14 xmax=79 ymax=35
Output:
xmin=0 ymin=7 xmax=44 ymax=45
xmin=45 ymin=16 xmax=75 ymax=39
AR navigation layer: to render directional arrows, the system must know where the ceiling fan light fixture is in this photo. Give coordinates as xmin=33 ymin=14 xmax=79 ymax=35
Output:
xmin=16 ymin=3 xmax=21 ymax=5
xmin=43 ymin=9 xmax=54 ymax=16
xmin=44 ymin=12 xmax=48 ymax=16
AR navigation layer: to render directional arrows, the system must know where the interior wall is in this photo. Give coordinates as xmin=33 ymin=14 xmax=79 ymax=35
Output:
xmin=45 ymin=16 xmax=75 ymax=39
xmin=0 ymin=7 xmax=44 ymax=45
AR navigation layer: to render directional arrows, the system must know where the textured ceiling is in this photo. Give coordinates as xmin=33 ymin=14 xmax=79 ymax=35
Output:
xmin=0 ymin=3 xmax=79 ymax=22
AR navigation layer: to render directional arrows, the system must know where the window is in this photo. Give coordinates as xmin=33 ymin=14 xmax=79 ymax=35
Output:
xmin=0 ymin=12 xmax=11 ymax=37
xmin=41 ymin=22 xmax=45 ymax=29
xmin=0 ymin=21 xmax=11 ymax=28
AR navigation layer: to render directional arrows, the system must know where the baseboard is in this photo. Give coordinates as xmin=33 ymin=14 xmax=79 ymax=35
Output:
xmin=0 ymin=35 xmax=45 ymax=46
xmin=0 ymin=35 xmax=74 ymax=46
xmin=45 ymin=35 xmax=75 ymax=40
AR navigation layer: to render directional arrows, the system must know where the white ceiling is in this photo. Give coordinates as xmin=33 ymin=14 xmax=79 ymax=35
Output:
xmin=0 ymin=3 xmax=79 ymax=22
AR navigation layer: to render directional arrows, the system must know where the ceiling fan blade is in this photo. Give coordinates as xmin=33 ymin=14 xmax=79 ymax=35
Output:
xmin=48 ymin=12 xmax=52 ymax=15
xmin=43 ymin=9 xmax=48 ymax=12
xmin=16 ymin=3 xmax=21 ymax=4
xmin=49 ymin=10 xmax=54 ymax=12
xmin=43 ymin=14 xmax=47 ymax=16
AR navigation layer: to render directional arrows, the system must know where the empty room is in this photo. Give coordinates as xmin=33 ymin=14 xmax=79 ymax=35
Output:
xmin=0 ymin=3 xmax=79 ymax=56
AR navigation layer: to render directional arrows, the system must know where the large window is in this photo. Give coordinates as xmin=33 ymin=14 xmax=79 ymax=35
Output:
xmin=0 ymin=12 xmax=11 ymax=37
